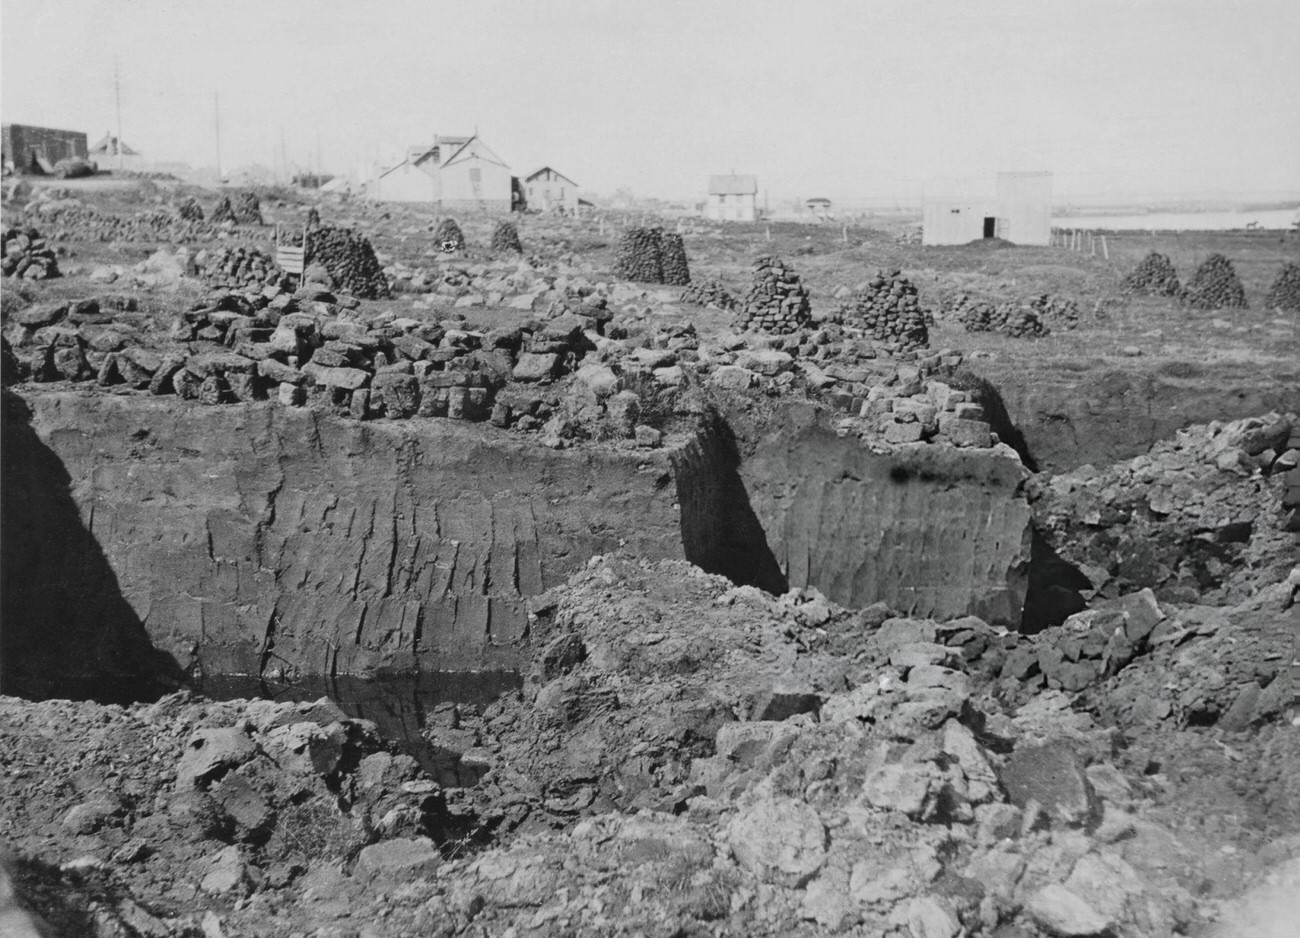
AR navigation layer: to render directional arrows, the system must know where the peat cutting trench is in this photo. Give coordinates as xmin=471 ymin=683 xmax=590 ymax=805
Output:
xmin=1 ymin=387 xmax=1082 ymax=705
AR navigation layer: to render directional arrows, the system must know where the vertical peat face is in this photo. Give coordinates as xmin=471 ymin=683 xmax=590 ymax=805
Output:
xmin=1 ymin=391 xmax=185 ymax=701
xmin=736 ymin=419 xmax=1039 ymax=626
xmin=672 ymin=412 xmax=789 ymax=595
xmin=6 ymin=392 xmax=687 ymax=683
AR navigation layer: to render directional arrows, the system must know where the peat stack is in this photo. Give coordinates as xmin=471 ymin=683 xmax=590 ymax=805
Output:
xmin=234 ymin=191 xmax=263 ymax=225
xmin=734 ymin=255 xmax=810 ymax=335
xmin=306 ymin=226 xmax=391 ymax=299
xmin=1264 ymin=262 xmax=1300 ymax=311
xmin=433 ymin=219 xmax=465 ymax=253
xmin=660 ymin=232 xmax=691 ymax=286
xmin=838 ymin=269 xmax=930 ymax=351
xmin=1122 ymin=251 xmax=1182 ymax=297
xmin=176 ymin=197 xmax=204 ymax=222
xmin=1185 ymin=253 xmax=1247 ymax=310
xmin=612 ymin=226 xmax=664 ymax=282
xmin=681 ymin=279 xmax=737 ymax=311
xmin=491 ymin=221 xmax=523 ymax=254
xmin=2 ymin=226 xmax=60 ymax=280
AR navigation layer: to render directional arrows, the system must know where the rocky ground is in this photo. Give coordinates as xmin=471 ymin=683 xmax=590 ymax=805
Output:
xmin=1 ymin=540 xmax=1297 ymax=936
xmin=2 ymin=179 xmax=1299 ymax=936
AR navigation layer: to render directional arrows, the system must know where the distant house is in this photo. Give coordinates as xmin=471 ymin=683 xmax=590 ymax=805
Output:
xmin=704 ymin=175 xmax=758 ymax=222
xmin=372 ymin=134 xmax=512 ymax=212
xmin=89 ymin=132 xmax=144 ymax=171
xmin=2 ymin=124 xmax=88 ymax=173
xmin=524 ymin=167 xmax=579 ymax=213
xmin=923 ymin=172 xmax=1052 ymax=246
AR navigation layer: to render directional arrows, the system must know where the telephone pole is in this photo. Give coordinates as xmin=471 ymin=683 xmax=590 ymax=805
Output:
xmin=114 ymin=57 xmax=125 ymax=170
xmin=214 ymin=93 xmax=222 ymax=184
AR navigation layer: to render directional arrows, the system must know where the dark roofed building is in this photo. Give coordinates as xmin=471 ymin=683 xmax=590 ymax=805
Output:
xmin=2 ymin=124 xmax=88 ymax=174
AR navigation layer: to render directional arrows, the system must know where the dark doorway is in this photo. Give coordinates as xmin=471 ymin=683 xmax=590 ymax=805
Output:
xmin=983 ymin=217 xmax=997 ymax=238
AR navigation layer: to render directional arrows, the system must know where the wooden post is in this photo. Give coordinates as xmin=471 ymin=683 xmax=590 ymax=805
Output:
xmin=842 ymin=223 xmax=848 ymax=244
xmin=765 ymin=225 xmax=771 ymax=242
xmin=1101 ymin=235 xmax=1109 ymax=260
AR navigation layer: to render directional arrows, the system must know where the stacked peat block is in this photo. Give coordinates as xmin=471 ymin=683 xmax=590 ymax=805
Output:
xmin=176 ymin=197 xmax=204 ymax=222
xmin=612 ymin=227 xmax=665 ymax=282
xmin=1264 ymin=262 xmax=1300 ymax=311
xmin=856 ymin=365 xmax=998 ymax=448
xmin=1184 ymin=253 xmax=1247 ymax=310
xmin=544 ymin=291 xmax=613 ymax=334
xmin=951 ymin=295 xmax=1050 ymax=338
xmin=433 ymin=219 xmax=465 ymax=253
xmin=1029 ymin=294 xmax=1080 ymax=330
xmin=659 ymin=232 xmax=691 ymax=285
xmin=1121 ymin=251 xmax=1182 ymax=297
xmin=198 ymin=246 xmax=281 ymax=290
xmin=491 ymin=221 xmax=523 ymax=254
xmin=836 ymin=269 xmax=930 ymax=352
xmin=29 ymin=205 xmax=247 ymax=244
xmin=2 ymin=226 xmax=60 ymax=279
xmin=305 ymin=227 xmax=391 ymax=299
xmin=234 ymin=191 xmax=264 ymax=226
xmin=680 ymin=279 xmax=738 ymax=311
xmin=734 ymin=256 xmax=811 ymax=335
xmin=209 ymin=196 xmax=237 ymax=225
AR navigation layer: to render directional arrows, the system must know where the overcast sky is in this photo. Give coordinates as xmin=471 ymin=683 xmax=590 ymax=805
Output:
xmin=3 ymin=0 xmax=1297 ymax=204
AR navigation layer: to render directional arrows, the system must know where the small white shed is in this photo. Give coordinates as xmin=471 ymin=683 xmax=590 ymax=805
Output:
xmin=923 ymin=172 xmax=1051 ymax=246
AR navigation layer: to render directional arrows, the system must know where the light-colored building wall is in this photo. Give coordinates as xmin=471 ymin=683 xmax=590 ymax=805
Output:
xmin=374 ymin=157 xmax=439 ymax=203
xmin=704 ymin=192 xmax=756 ymax=222
xmin=438 ymin=139 xmax=512 ymax=212
xmin=922 ymin=201 xmax=996 ymax=245
xmin=995 ymin=171 xmax=1052 ymax=246
xmin=525 ymin=168 xmax=579 ymax=213
xmin=922 ymin=172 xmax=1052 ymax=246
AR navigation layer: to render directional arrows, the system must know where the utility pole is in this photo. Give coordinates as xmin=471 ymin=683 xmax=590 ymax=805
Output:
xmin=114 ymin=56 xmax=125 ymax=170
xmin=214 ymin=93 xmax=222 ymax=185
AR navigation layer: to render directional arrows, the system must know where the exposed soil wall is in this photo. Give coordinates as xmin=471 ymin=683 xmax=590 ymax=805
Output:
xmin=2 ymin=392 xmax=685 ymax=686
xmin=5 ymin=393 xmax=1051 ymax=691
xmin=736 ymin=415 xmax=1034 ymax=626
xmin=988 ymin=363 xmax=1300 ymax=472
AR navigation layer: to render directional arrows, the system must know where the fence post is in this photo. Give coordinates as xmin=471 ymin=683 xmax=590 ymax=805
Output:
xmin=1101 ymin=235 xmax=1109 ymax=260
